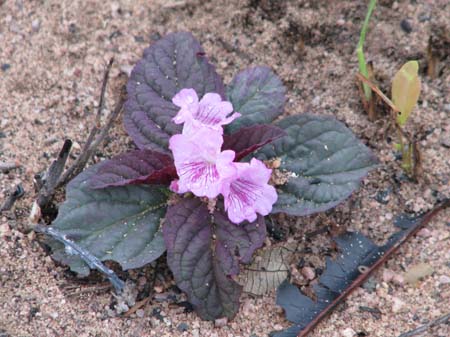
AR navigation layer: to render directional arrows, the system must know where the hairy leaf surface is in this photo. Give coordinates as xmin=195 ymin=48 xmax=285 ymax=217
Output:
xmin=89 ymin=149 xmax=176 ymax=189
xmin=164 ymin=198 xmax=266 ymax=320
xmin=226 ymin=66 xmax=285 ymax=132
xmin=259 ymin=114 xmax=378 ymax=216
xmin=124 ymin=32 xmax=225 ymax=152
xmin=49 ymin=164 xmax=168 ymax=276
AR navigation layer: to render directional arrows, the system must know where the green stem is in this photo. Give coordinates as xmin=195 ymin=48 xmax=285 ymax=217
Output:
xmin=357 ymin=0 xmax=377 ymax=100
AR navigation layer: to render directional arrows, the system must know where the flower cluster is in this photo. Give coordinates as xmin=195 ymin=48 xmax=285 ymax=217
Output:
xmin=169 ymin=89 xmax=277 ymax=224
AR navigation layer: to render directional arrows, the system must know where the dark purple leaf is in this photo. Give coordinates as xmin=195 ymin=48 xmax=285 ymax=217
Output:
xmin=124 ymin=32 xmax=225 ymax=152
xmin=223 ymin=124 xmax=287 ymax=161
xmin=272 ymin=202 xmax=449 ymax=337
xmin=226 ymin=66 xmax=285 ymax=132
xmin=89 ymin=149 xmax=176 ymax=189
xmin=164 ymin=198 xmax=266 ymax=320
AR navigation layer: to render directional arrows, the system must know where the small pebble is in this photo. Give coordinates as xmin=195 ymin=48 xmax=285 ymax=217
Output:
xmin=362 ymin=277 xmax=377 ymax=293
xmin=440 ymin=135 xmax=450 ymax=149
xmin=134 ymin=35 xmax=145 ymax=43
xmin=392 ymin=274 xmax=405 ymax=285
xmin=301 ymin=266 xmax=315 ymax=280
xmin=137 ymin=276 xmax=147 ymax=287
xmin=31 ymin=19 xmax=40 ymax=32
xmin=136 ymin=309 xmax=145 ymax=318
xmin=391 ymin=297 xmax=405 ymax=313
xmin=418 ymin=13 xmax=431 ymax=22
xmin=417 ymin=228 xmax=432 ymax=238
xmin=214 ymin=317 xmax=228 ymax=328
xmin=382 ymin=269 xmax=395 ymax=283
xmin=177 ymin=322 xmax=189 ymax=332
xmin=153 ymin=285 xmax=163 ymax=293
xmin=439 ymin=275 xmax=450 ymax=285
xmin=341 ymin=327 xmax=356 ymax=337
xmin=400 ymin=19 xmax=412 ymax=33
xmin=0 ymin=223 xmax=11 ymax=237
xmin=375 ymin=188 xmax=391 ymax=204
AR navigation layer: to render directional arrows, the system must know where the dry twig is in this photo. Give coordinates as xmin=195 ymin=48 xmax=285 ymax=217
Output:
xmin=32 ymin=57 xmax=125 ymax=215
xmin=0 ymin=161 xmax=20 ymax=173
xmin=36 ymin=139 xmax=72 ymax=208
xmin=34 ymin=224 xmax=125 ymax=293
xmin=0 ymin=184 xmax=24 ymax=213
xmin=398 ymin=312 xmax=450 ymax=337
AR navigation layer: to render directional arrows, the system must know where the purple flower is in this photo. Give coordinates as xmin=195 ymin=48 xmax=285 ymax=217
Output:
xmin=172 ymin=88 xmax=240 ymax=134
xmin=222 ymin=158 xmax=277 ymax=224
xmin=169 ymin=127 xmax=236 ymax=198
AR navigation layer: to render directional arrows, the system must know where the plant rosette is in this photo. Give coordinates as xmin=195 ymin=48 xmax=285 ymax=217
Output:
xmin=47 ymin=32 xmax=378 ymax=321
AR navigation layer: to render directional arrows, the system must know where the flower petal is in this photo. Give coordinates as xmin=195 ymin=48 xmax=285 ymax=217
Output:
xmin=172 ymin=89 xmax=199 ymax=124
xmin=169 ymin=127 xmax=236 ymax=199
xmin=223 ymin=159 xmax=277 ymax=224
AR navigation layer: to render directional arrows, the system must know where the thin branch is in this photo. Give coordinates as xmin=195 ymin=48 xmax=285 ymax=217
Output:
xmin=355 ymin=73 xmax=414 ymax=145
xmin=0 ymin=184 xmax=25 ymax=213
xmin=57 ymin=57 xmax=119 ymax=187
xmin=32 ymin=57 xmax=124 ymax=215
xmin=0 ymin=161 xmax=21 ymax=173
xmin=356 ymin=73 xmax=398 ymax=115
xmin=96 ymin=57 xmax=114 ymax=127
xmin=398 ymin=312 xmax=450 ymax=337
xmin=57 ymin=89 xmax=125 ymax=187
xmin=34 ymin=224 xmax=125 ymax=293
xmin=36 ymin=139 xmax=72 ymax=208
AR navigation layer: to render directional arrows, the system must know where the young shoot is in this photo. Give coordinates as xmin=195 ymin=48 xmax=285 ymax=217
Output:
xmin=356 ymin=0 xmax=377 ymax=120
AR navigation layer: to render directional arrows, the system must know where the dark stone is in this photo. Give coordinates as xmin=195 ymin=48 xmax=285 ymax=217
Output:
xmin=134 ymin=35 xmax=145 ymax=43
xmin=68 ymin=23 xmax=77 ymax=34
xmin=150 ymin=32 xmax=161 ymax=42
xmin=374 ymin=187 xmax=392 ymax=205
xmin=177 ymin=323 xmax=189 ymax=332
xmin=361 ymin=277 xmax=377 ymax=293
xmin=400 ymin=19 xmax=412 ymax=33
xmin=1 ymin=63 xmax=11 ymax=72
xmin=151 ymin=307 xmax=164 ymax=322
xmin=418 ymin=13 xmax=431 ymax=22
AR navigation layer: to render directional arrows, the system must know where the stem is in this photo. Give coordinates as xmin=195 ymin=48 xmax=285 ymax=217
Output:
xmin=357 ymin=0 xmax=377 ymax=100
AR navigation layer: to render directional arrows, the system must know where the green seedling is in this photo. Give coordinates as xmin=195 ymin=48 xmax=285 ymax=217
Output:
xmin=391 ymin=61 xmax=421 ymax=175
xmin=357 ymin=60 xmax=422 ymax=179
xmin=356 ymin=0 xmax=377 ymax=120
xmin=392 ymin=61 xmax=421 ymax=126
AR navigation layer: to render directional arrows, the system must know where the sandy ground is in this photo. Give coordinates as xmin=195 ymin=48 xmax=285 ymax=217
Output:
xmin=1 ymin=0 xmax=449 ymax=336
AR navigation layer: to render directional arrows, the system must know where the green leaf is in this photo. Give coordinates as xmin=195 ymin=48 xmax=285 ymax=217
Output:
xmin=49 ymin=164 xmax=169 ymax=276
xmin=392 ymin=60 xmax=421 ymax=126
xmin=258 ymin=114 xmax=378 ymax=216
xmin=226 ymin=66 xmax=285 ymax=133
